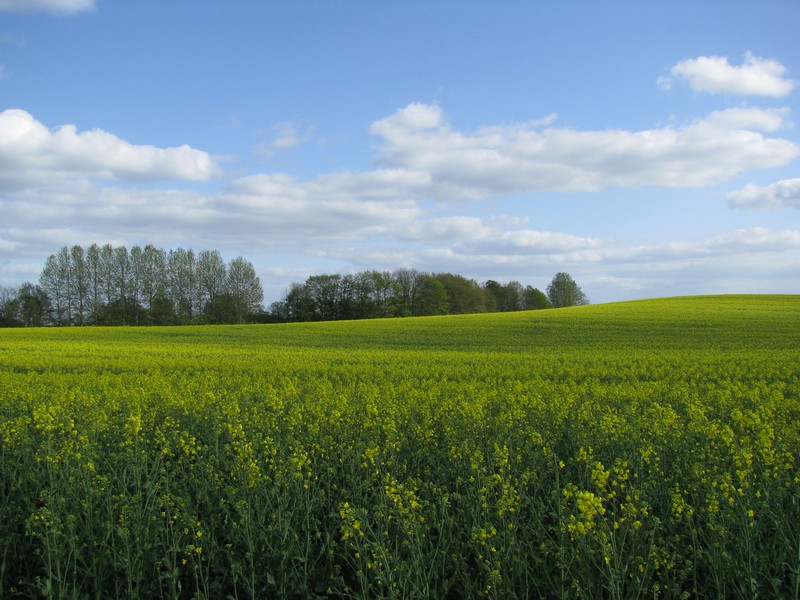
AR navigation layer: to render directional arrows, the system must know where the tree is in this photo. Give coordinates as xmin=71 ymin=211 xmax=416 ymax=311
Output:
xmin=129 ymin=246 xmax=145 ymax=319
xmin=140 ymin=244 xmax=168 ymax=310
xmin=524 ymin=286 xmax=553 ymax=310
xmin=305 ymin=274 xmax=341 ymax=321
xmin=365 ymin=270 xmax=396 ymax=318
xmin=113 ymin=245 xmax=132 ymax=323
xmin=39 ymin=249 xmax=71 ymax=325
xmin=167 ymin=247 xmax=196 ymax=323
xmin=203 ymin=293 xmax=237 ymax=324
xmin=546 ymin=272 xmax=588 ymax=308
xmin=392 ymin=268 xmax=419 ymax=317
xmin=196 ymin=249 xmax=227 ymax=311
xmin=502 ymin=281 xmax=526 ymax=312
xmin=25 ymin=242 xmax=273 ymax=327
xmin=70 ymin=245 xmax=88 ymax=325
xmin=0 ymin=286 xmax=20 ymax=326
xmin=483 ymin=280 xmax=502 ymax=312
xmin=99 ymin=243 xmax=116 ymax=308
xmin=86 ymin=243 xmax=103 ymax=318
xmin=413 ymin=275 xmax=449 ymax=316
xmin=340 ymin=273 xmax=369 ymax=320
xmin=148 ymin=293 xmax=176 ymax=325
xmin=281 ymin=281 xmax=314 ymax=322
xmin=18 ymin=283 xmax=50 ymax=326
xmin=434 ymin=273 xmax=487 ymax=314
xmin=92 ymin=297 xmax=147 ymax=326
xmin=483 ymin=279 xmax=526 ymax=312
xmin=226 ymin=256 xmax=263 ymax=323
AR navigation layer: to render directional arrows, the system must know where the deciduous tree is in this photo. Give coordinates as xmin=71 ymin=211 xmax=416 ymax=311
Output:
xmin=226 ymin=256 xmax=263 ymax=323
xmin=546 ymin=272 xmax=588 ymax=308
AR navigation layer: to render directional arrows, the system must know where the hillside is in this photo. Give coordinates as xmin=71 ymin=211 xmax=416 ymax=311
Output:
xmin=0 ymin=294 xmax=797 ymax=598
xmin=253 ymin=294 xmax=799 ymax=353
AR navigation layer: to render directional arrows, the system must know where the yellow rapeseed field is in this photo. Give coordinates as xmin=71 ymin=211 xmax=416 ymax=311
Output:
xmin=1 ymin=295 xmax=798 ymax=598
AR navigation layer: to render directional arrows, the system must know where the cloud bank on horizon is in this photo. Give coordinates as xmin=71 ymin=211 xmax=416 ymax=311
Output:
xmin=0 ymin=3 xmax=798 ymax=304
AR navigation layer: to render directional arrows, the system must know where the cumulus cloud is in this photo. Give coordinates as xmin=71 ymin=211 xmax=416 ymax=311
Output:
xmin=727 ymin=178 xmax=800 ymax=210
xmin=369 ymin=103 xmax=798 ymax=197
xmin=0 ymin=109 xmax=220 ymax=188
xmin=658 ymin=52 xmax=797 ymax=97
xmin=0 ymin=0 xmax=95 ymax=14
xmin=2 ymin=103 xmax=799 ymax=301
xmin=3 ymin=159 xmax=799 ymax=302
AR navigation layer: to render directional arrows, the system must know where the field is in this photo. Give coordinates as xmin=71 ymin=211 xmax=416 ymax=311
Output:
xmin=1 ymin=295 xmax=798 ymax=599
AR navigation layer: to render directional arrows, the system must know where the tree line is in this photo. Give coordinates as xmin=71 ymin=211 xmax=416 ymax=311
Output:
xmin=0 ymin=242 xmax=588 ymax=327
xmin=0 ymin=244 xmax=264 ymax=327
xmin=267 ymin=270 xmax=587 ymax=322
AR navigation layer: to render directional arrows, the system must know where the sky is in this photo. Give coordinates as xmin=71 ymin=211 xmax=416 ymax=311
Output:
xmin=1 ymin=0 xmax=798 ymax=306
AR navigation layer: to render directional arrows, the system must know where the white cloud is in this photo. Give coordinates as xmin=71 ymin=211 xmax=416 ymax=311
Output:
xmin=391 ymin=216 xmax=492 ymax=242
xmin=582 ymin=229 xmax=800 ymax=301
xmin=0 ymin=176 xmax=425 ymax=260
xmin=709 ymin=226 xmax=800 ymax=251
xmin=3 ymin=160 xmax=799 ymax=301
xmin=0 ymin=109 xmax=220 ymax=188
xmin=701 ymin=107 xmax=789 ymax=132
xmin=432 ymin=226 xmax=800 ymax=271
xmin=321 ymin=225 xmax=800 ymax=303
xmin=604 ymin=227 xmax=800 ymax=265
xmin=659 ymin=52 xmax=797 ymax=97
xmin=228 ymin=168 xmax=432 ymax=206
xmin=2 ymin=103 xmax=799 ymax=302
xmin=391 ymin=216 xmax=603 ymax=256
xmin=369 ymin=103 xmax=799 ymax=196
xmin=727 ymin=178 xmax=800 ymax=210
xmin=0 ymin=0 xmax=95 ymax=14
xmin=222 ymin=174 xmax=424 ymax=246
xmin=256 ymin=122 xmax=315 ymax=158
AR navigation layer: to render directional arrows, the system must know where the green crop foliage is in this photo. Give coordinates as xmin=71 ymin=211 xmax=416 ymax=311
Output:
xmin=1 ymin=295 xmax=798 ymax=598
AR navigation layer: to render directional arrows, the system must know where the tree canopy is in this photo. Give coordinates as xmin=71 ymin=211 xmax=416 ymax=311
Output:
xmin=546 ymin=272 xmax=589 ymax=308
xmin=1 ymin=245 xmax=588 ymax=326
xmin=269 ymin=269 xmax=555 ymax=322
xmin=1 ymin=243 xmax=263 ymax=327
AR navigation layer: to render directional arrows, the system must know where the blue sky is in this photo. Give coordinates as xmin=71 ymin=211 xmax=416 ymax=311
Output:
xmin=1 ymin=0 xmax=798 ymax=305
